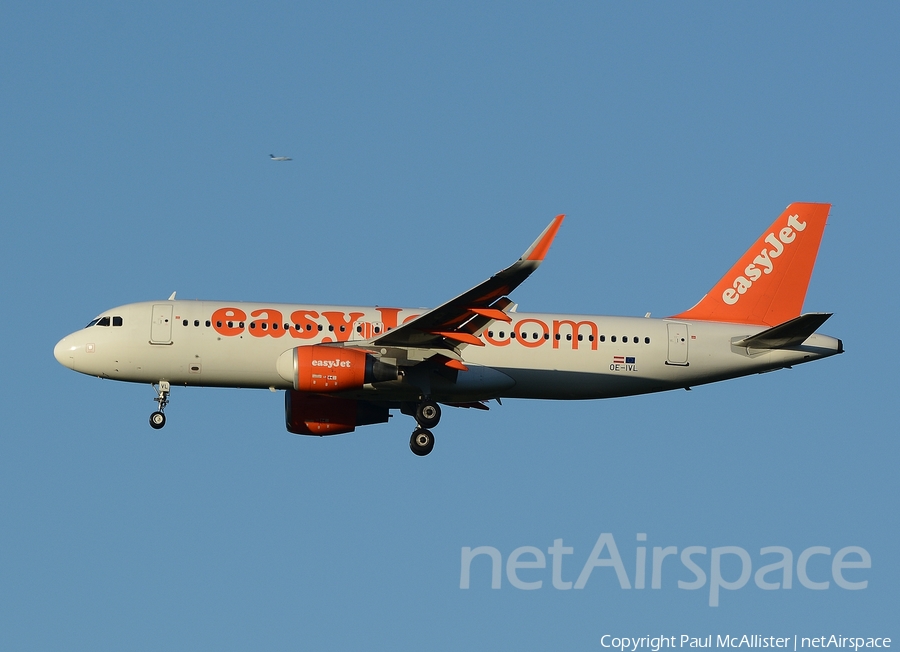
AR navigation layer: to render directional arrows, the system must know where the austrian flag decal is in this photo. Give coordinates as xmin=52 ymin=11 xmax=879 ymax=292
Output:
xmin=610 ymin=356 xmax=637 ymax=372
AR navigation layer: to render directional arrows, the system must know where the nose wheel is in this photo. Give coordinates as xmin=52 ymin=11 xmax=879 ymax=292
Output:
xmin=150 ymin=381 xmax=170 ymax=430
xmin=149 ymin=411 xmax=166 ymax=429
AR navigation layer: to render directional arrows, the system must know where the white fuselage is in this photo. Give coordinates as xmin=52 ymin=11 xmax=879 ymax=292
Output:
xmin=53 ymin=300 xmax=843 ymax=402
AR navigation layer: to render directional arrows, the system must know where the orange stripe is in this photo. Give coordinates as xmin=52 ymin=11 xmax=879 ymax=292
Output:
xmin=469 ymin=307 xmax=512 ymax=322
xmin=443 ymin=359 xmax=469 ymax=371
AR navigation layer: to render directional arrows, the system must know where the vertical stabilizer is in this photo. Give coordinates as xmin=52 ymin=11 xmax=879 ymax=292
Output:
xmin=673 ymin=203 xmax=830 ymax=326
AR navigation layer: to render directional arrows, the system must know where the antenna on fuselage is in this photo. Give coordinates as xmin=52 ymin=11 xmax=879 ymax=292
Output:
xmin=168 ymin=292 xmax=177 ymax=300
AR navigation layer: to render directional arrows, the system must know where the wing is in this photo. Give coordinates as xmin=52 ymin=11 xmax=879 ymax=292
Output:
xmin=370 ymin=214 xmax=564 ymax=350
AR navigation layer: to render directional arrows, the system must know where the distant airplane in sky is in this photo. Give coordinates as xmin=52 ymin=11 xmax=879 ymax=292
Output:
xmin=54 ymin=203 xmax=841 ymax=456
xmin=269 ymin=154 xmax=292 ymax=161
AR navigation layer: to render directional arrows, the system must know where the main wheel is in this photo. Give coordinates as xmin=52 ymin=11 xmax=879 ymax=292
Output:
xmin=409 ymin=428 xmax=435 ymax=456
xmin=415 ymin=400 xmax=441 ymax=429
xmin=149 ymin=411 xmax=166 ymax=429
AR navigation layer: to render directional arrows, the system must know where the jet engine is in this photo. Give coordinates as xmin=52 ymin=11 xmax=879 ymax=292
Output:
xmin=276 ymin=345 xmax=398 ymax=392
xmin=285 ymin=392 xmax=390 ymax=436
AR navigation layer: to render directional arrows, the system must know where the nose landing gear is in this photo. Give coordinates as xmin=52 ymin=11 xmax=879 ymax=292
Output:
xmin=149 ymin=381 xmax=170 ymax=430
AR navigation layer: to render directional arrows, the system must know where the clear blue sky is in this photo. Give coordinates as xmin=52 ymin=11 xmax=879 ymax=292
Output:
xmin=1 ymin=2 xmax=897 ymax=649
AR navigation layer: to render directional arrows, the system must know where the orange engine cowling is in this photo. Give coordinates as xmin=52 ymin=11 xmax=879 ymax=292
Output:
xmin=285 ymin=391 xmax=390 ymax=436
xmin=285 ymin=345 xmax=398 ymax=392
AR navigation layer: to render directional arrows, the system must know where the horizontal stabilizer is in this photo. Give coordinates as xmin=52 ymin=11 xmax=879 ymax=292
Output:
xmin=733 ymin=313 xmax=832 ymax=349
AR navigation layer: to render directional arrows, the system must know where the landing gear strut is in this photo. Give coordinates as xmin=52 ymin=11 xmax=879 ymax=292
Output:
xmin=150 ymin=381 xmax=170 ymax=430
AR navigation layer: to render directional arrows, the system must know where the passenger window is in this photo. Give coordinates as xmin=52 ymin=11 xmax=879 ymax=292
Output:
xmin=113 ymin=316 xmax=123 ymax=327
xmin=182 ymin=320 xmax=188 ymax=326
xmin=566 ymin=334 xmax=572 ymax=341
xmin=488 ymin=331 xmax=494 ymax=337
xmin=206 ymin=321 xmax=211 ymax=327
xmin=317 ymin=325 xmax=323 ymax=332
xmin=633 ymin=337 xmax=639 ymax=343
xmin=611 ymin=336 xmax=617 ymax=342
xmin=588 ymin=335 xmax=594 ymax=342
xmin=645 ymin=337 xmax=650 ymax=344
xmin=374 ymin=327 xmax=381 ymax=334
xmin=217 ymin=321 xmax=223 ymax=328
xmin=194 ymin=320 xmax=200 ymax=327
xmin=600 ymin=335 xmax=606 ymax=342
xmin=577 ymin=334 xmax=583 ymax=341
xmin=544 ymin=333 xmax=549 ymax=340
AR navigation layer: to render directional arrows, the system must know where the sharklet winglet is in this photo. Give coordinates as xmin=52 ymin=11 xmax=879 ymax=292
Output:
xmin=523 ymin=214 xmax=565 ymax=262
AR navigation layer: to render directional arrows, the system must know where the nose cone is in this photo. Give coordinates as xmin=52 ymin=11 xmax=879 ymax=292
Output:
xmin=54 ymin=335 xmax=76 ymax=370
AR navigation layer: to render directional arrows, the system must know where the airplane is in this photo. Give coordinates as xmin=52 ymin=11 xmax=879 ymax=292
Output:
xmin=269 ymin=154 xmax=292 ymax=161
xmin=53 ymin=203 xmax=842 ymax=456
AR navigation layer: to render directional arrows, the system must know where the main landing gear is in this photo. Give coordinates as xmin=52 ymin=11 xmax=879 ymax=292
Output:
xmin=408 ymin=399 xmax=441 ymax=457
xmin=410 ymin=428 xmax=435 ymax=456
xmin=149 ymin=381 xmax=170 ymax=430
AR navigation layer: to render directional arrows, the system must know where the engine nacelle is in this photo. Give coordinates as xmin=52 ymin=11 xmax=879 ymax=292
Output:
xmin=276 ymin=345 xmax=398 ymax=392
xmin=285 ymin=391 xmax=390 ymax=436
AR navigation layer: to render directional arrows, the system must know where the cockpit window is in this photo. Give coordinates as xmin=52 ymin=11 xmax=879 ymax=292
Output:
xmin=86 ymin=315 xmax=122 ymax=327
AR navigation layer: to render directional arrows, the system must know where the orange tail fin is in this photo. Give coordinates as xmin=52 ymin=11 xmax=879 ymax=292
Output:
xmin=673 ymin=203 xmax=830 ymax=327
